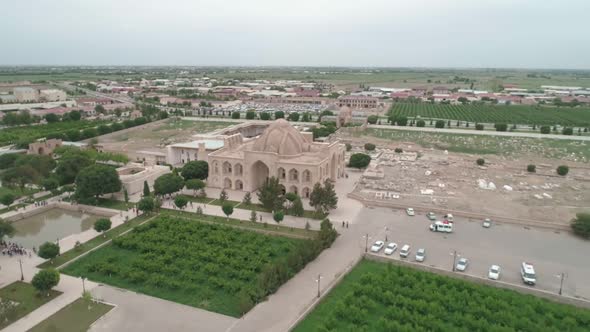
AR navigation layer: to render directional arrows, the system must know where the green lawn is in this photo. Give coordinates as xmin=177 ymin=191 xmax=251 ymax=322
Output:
xmin=295 ymin=259 xmax=590 ymax=332
xmin=37 ymin=213 xmax=153 ymax=269
xmin=0 ymin=281 xmax=62 ymax=330
xmin=28 ymin=297 xmax=113 ymax=332
xmin=62 ymin=214 xmax=323 ymax=317
xmin=0 ymin=186 xmax=39 ymax=200
xmin=95 ymin=198 xmax=133 ymax=211
xmin=0 ymin=121 xmax=107 ymax=147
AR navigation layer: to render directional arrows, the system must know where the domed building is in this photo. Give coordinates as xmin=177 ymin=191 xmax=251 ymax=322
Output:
xmin=207 ymin=119 xmax=346 ymax=197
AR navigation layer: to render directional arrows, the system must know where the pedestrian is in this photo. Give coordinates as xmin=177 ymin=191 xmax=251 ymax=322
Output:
xmin=259 ymin=215 xmax=262 ymax=222
xmin=346 ymin=222 xmax=349 ymax=228
xmin=342 ymin=221 xmax=345 ymax=228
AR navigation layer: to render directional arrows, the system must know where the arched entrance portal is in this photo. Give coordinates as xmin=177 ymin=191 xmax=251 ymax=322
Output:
xmin=250 ymin=161 xmax=270 ymax=190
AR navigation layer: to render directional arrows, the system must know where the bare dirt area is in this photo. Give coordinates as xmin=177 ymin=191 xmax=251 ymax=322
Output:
xmin=340 ymin=131 xmax=590 ymax=228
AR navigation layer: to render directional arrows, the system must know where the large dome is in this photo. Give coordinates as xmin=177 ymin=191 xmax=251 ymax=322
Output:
xmin=252 ymin=119 xmax=306 ymax=155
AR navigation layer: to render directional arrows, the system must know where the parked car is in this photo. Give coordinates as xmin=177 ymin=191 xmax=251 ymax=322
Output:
xmin=521 ymin=262 xmax=536 ymax=285
xmin=426 ymin=212 xmax=436 ymax=221
xmin=384 ymin=242 xmax=398 ymax=255
xmin=406 ymin=208 xmax=415 ymax=216
xmin=488 ymin=265 xmax=501 ymax=280
xmin=370 ymin=241 xmax=385 ymax=253
xmin=483 ymin=218 xmax=492 ymax=228
xmin=400 ymin=244 xmax=411 ymax=258
xmin=430 ymin=221 xmax=453 ymax=233
xmin=415 ymin=248 xmax=426 ymax=262
xmin=456 ymin=258 xmax=469 ymax=271
xmin=444 ymin=214 xmax=454 ymax=222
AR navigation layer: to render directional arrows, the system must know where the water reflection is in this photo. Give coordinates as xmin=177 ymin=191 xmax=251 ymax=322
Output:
xmin=9 ymin=208 xmax=101 ymax=248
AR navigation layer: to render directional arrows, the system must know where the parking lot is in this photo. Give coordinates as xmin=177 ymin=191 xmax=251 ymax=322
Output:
xmin=356 ymin=207 xmax=590 ymax=301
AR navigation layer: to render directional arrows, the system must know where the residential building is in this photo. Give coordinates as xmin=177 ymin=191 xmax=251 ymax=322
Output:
xmin=39 ymin=89 xmax=67 ymax=102
xmin=13 ymin=87 xmax=38 ymax=102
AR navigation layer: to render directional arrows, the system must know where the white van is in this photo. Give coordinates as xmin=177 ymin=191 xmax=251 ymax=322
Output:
xmin=521 ymin=262 xmax=536 ymax=285
xmin=429 ymin=221 xmax=453 ymax=233
xmin=400 ymin=244 xmax=410 ymax=258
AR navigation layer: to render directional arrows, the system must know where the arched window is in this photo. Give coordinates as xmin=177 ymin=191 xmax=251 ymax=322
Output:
xmin=223 ymin=161 xmax=232 ymax=175
xmin=288 ymin=169 xmax=299 ymax=182
xmin=223 ymin=178 xmax=232 ymax=189
xmin=301 ymin=187 xmax=310 ymax=198
xmin=278 ymin=167 xmax=286 ymax=180
xmin=234 ymin=163 xmax=243 ymax=176
xmin=302 ymin=170 xmax=311 ymax=182
xmin=235 ymin=180 xmax=243 ymax=190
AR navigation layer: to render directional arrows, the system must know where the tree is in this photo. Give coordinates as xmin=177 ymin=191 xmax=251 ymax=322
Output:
xmin=32 ymin=269 xmax=60 ymax=296
xmin=394 ymin=148 xmax=403 ymax=153
xmin=290 ymin=197 xmax=304 ymax=217
xmin=435 ymin=120 xmax=445 ymax=128
xmin=562 ymin=127 xmax=573 ymax=135
xmin=288 ymin=112 xmax=300 ymax=122
xmin=309 ymin=183 xmax=324 ymax=214
xmin=138 ymin=197 xmax=155 ymax=213
xmin=322 ymin=180 xmax=338 ymax=213
xmin=66 ymin=129 xmax=82 ymax=141
xmin=75 ymin=164 xmax=122 ymax=201
xmin=367 ymin=115 xmax=378 ymax=124
xmin=494 ymin=123 xmax=508 ymax=132
xmin=348 ymin=153 xmax=371 ymax=169
xmin=0 ymin=153 xmax=20 ymax=170
xmin=38 ymin=242 xmax=60 ymax=261
xmin=416 ymin=120 xmax=426 ymax=127
xmin=95 ymin=104 xmax=106 ymax=114
xmin=219 ymin=189 xmax=228 ymax=203
xmin=476 ymin=158 xmax=485 ymax=166
xmin=143 ymin=180 xmax=150 ymax=196
xmin=153 ymin=174 xmax=184 ymax=196
xmin=274 ymin=111 xmax=285 ymax=119
xmin=246 ymin=110 xmax=256 ymax=119
xmin=345 ymin=143 xmax=352 ymax=151
xmin=174 ymin=195 xmax=188 ymax=210
xmin=318 ymin=219 xmax=338 ymax=248
xmin=250 ymin=210 xmax=257 ymax=223
xmin=124 ymin=188 xmax=129 ymax=206
xmin=242 ymin=191 xmax=252 ymax=205
xmin=97 ymin=124 xmax=112 ymax=135
xmin=42 ymin=177 xmax=59 ymax=191
xmin=44 ymin=113 xmax=59 ymax=123
xmin=81 ymin=128 xmax=98 ymax=139
xmin=186 ymin=179 xmax=205 ymax=196
xmin=0 ymin=219 xmax=15 ymax=240
xmin=221 ymin=202 xmax=234 ymax=219
xmin=527 ymin=164 xmax=536 ymax=173
xmin=55 ymin=152 xmax=93 ymax=184
xmin=260 ymin=112 xmax=271 ymax=120
xmin=181 ymin=160 xmax=209 ymax=180
xmin=301 ymin=112 xmax=311 ymax=122
xmin=231 ymin=112 xmax=241 ymax=119
xmin=273 ymin=210 xmax=284 ymax=224
xmin=557 ymin=165 xmax=569 ymax=176
xmin=475 ymin=124 xmax=484 ymax=130
xmin=571 ymin=213 xmax=590 ymax=239
xmin=257 ymin=177 xmax=285 ymax=211
xmin=94 ymin=218 xmax=112 ymax=236
xmin=67 ymin=110 xmax=81 ymax=121
xmin=364 ymin=143 xmax=376 ymax=151
xmin=1 ymin=165 xmax=39 ymax=189
xmin=0 ymin=193 xmax=15 ymax=209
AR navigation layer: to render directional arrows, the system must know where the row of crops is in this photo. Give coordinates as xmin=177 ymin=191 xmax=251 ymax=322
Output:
xmin=295 ymin=260 xmax=590 ymax=332
xmin=389 ymin=103 xmax=590 ymax=126
xmin=63 ymin=215 xmax=326 ymax=317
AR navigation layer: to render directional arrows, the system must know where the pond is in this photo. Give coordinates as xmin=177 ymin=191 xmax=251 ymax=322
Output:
xmin=9 ymin=208 xmax=102 ymax=248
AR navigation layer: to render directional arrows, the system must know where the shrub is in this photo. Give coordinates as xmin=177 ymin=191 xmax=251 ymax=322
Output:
xmin=274 ymin=111 xmax=285 ymax=119
xmin=348 ymin=153 xmax=371 ymax=169
xmin=231 ymin=112 xmax=241 ymax=119
xmin=394 ymin=148 xmax=403 ymax=153
xmin=556 ymin=165 xmax=569 ymax=176
xmin=416 ymin=120 xmax=425 ymax=127
xmin=476 ymin=158 xmax=485 ymax=166
xmin=259 ymin=112 xmax=271 ymax=120
xmin=571 ymin=213 xmax=590 ymax=239
xmin=475 ymin=124 xmax=484 ymax=130
xmin=434 ymin=120 xmax=445 ymax=128
xmin=396 ymin=117 xmax=408 ymax=126
xmin=364 ymin=143 xmax=376 ymax=151
xmin=245 ymin=110 xmax=256 ymax=119
xmin=32 ymin=269 xmax=60 ymax=295
xmin=494 ymin=123 xmax=508 ymax=132
xmin=539 ymin=125 xmax=551 ymax=134
xmin=345 ymin=143 xmax=352 ymax=151
xmin=562 ymin=127 xmax=573 ymax=135
xmin=527 ymin=164 xmax=536 ymax=173
xmin=367 ymin=115 xmax=378 ymax=124
xmin=38 ymin=242 xmax=60 ymax=260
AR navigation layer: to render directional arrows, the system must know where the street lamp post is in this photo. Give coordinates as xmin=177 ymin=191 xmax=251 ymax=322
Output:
xmin=81 ymin=276 xmax=86 ymax=294
xmin=18 ymin=259 xmax=24 ymax=281
xmin=385 ymin=227 xmax=389 ymax=242
xmin=364 ymin=233 xmax=369 ymax=253
xmin=557 ymin=273 xmax=566 ymax=296
xmin=451 ymin=250 xmax=458 ymax=272
xmin=316 ymin=273 xmax=323 ymax=298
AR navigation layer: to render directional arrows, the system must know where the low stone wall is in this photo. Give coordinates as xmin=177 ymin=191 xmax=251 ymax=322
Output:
xmin=5 ymin=202 xmax=117 ymax=222
xmin=365 ymin=253 xmax=590 ymax=310
xmin=347 ymin=192 xmax=571 ymax=232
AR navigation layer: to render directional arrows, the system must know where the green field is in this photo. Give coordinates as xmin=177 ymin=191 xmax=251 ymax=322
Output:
xmin=0 ymin=121 xmax=106 ymax=147
xmin=28 ymin=297 xmax=113 ymax=332
xmin=0 ymin=281 xmax=62 ymax=330
xmin=62 ymin=214 xmax=324 ymax=317
xmin=390 ymin=103 xmax=590 ymax=127
xmin=362 ymin=128 xmax=590 ymax=161
xmin=295 ymin=260 xmax=590 ymax=332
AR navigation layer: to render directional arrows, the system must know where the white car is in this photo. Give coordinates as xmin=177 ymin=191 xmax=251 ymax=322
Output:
xmin=415 ymin=248 xmax=426 ymax=262
xmin=406 ymin=208 xmax=415 ymax=216
xmin=384 ymin=242 xmax=398 ymax=255
xmin=456 ymin=258 xmax=469 ymax=272
xmin=426 ymin=212 xmax=436 ymax=221
xmin=400 ymin=244 xmax=411 ymax=258
xmin=488 ymin=265 xmax=501 ymax=280
xmin=370 ymin=241 xmax=385 ymax=253
xmin=483 ymin=218 xmax=492 ymax=228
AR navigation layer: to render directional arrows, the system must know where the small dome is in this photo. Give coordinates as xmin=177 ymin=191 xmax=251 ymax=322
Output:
xmin=252 ymin=119 xmax=305 ymax=155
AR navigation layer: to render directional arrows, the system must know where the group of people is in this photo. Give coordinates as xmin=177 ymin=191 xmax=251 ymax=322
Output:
xmin=1 ymin=241 xmax=30 ymax=257
xmin=34 ymin=200 xmax=49 ymax=207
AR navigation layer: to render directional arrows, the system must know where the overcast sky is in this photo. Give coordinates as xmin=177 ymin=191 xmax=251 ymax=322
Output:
xmin=2 ymin=0 xmax=589 ymax=69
